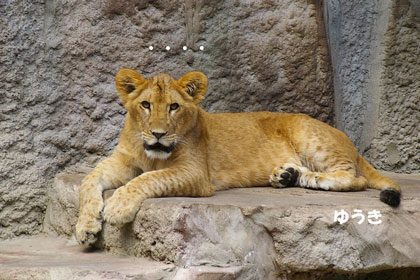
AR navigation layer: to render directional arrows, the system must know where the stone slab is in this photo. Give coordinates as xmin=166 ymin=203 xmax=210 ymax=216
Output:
xmin=44 ymin=168 xmax=420 ymax=279
xmin=0 ymin=235 xmax=176 ymax=280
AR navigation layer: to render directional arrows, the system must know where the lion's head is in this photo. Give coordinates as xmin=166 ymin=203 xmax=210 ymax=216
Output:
xmin=115 ymin=69 xmax=208 ymax=160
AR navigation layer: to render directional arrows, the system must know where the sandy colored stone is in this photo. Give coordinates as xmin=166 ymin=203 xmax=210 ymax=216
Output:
xmin=0 ymin=235 xmax=176 ymax=280
xmin=44 ymin=168 xmax=420 ymax=279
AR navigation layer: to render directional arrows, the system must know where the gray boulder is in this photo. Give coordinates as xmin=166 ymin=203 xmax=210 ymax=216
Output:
xmin=43 ymin=168 xmax=420 ymax=279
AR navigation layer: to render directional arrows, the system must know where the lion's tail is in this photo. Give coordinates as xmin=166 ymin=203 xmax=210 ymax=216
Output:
xmin=358 ymin=155 xmax=401 ymax=207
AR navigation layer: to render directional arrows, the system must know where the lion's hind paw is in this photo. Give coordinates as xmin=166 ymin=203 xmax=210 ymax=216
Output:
xmin=270 ymin=165 xmax=299 ymax=188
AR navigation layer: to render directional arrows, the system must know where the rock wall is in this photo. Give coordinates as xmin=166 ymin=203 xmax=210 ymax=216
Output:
xmin=366 ymin=0 xmax=420 ymax=172
xmin=325 ymin=0 xmax=419 ymax=173
xmin=0 ymin=0 xmax=333 ymax=238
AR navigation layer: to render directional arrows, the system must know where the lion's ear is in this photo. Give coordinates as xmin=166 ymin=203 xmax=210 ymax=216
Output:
xmin=115 ymin=69 xmax=146 ymax=103
xmin=178 ymin=71 xmax=208 ymax=104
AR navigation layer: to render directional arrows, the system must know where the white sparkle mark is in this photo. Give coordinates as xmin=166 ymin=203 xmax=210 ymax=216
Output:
xmin=165 ymin=46 xmax=171 ymax=51
xmin=199 ymin=46 xmax=204 ymax=51
xmin=183 ymin=46 xmax=187 ymax=51
xmin=148 ymin=46 xmax=153 ymax=51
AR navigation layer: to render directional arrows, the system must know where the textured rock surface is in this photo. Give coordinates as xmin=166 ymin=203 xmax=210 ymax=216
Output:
xmin=44 ymin=168 xmax=420 ymax=279
xmin=1 ymin=0 xmax=333 ymax=239
xmin=0 ymin=235 xmax=249 ymax=280
xmin=325 ymin=0 xmax=419 ymax=173
xmin=366 ymin=0 xmax=420 ymax=172
xmin=0 ymin=235 xmax=176 ymax=280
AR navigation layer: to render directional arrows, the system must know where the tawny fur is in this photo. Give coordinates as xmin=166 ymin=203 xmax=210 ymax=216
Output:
xmin=76 ymin=69 xmax=401 ymax=245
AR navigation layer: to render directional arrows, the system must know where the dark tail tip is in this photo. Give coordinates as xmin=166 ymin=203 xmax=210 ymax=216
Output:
xmin=380 ymin=188 xmax=401 ymax=207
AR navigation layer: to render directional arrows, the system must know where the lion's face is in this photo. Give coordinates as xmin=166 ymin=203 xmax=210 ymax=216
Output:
xmin=115 ymin=69 xmax=208 ymax=160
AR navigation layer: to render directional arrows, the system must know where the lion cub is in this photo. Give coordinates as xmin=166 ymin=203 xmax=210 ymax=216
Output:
xmin=76 ymin=69 xmax=401 ymax=245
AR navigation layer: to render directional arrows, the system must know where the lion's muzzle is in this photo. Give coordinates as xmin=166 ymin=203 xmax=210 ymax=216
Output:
xmin=143 ymin=142 xmax=175 ymax=154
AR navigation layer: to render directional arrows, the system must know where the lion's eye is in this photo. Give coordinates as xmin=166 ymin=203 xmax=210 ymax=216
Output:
xmin=170 ymin=103 xmax=179 ymax=111
xmin=141 ymin=101 xmax=150 ymax=109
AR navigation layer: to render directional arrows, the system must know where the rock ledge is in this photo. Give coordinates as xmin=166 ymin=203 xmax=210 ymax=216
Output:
xmin=39 ymin=169 xmax=420 ymax=279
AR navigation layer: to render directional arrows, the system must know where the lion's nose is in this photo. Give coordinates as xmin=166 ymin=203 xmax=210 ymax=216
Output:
xmin=152 ymin=131 xmax=167 ymax=139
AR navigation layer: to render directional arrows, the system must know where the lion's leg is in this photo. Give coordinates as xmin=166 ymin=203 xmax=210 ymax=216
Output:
xmin=103 ymin=164 xmax=213 ymax=226
xmin=76 ymin=151 xmax=140 ymax=246
xmin=270 ymin=163 xmax=368 ymax=191
xmin=299 ymin=169 xmax=368 ymax=191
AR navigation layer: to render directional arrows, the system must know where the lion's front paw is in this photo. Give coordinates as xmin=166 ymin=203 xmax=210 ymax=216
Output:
xmin=270 ymin=164 xmax=300 ymax=188
xmin=76 ymin=214 xmax=102 ymax=246
xmin=103 ymin=187 xmax=141 ymax=226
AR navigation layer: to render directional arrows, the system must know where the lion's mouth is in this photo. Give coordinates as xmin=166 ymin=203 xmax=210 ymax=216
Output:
xmin=143 ymin=142 xmax=175 ymax=154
